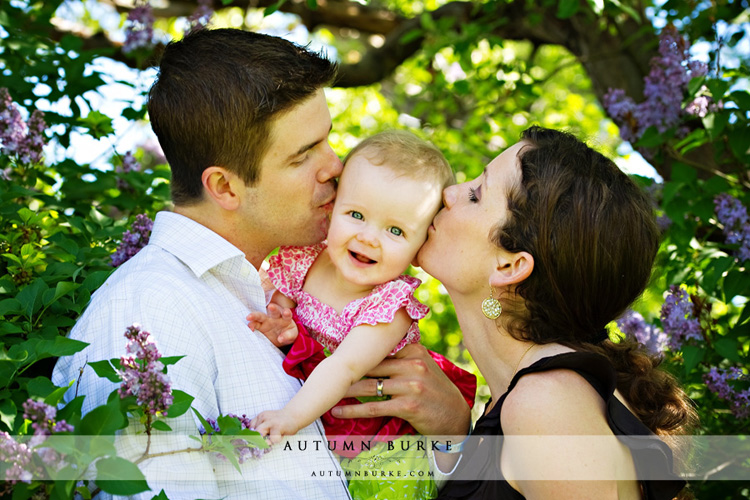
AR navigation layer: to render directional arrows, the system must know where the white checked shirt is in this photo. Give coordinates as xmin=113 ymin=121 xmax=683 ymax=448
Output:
xmin=52 ymin=211 xmax=351 ymax=500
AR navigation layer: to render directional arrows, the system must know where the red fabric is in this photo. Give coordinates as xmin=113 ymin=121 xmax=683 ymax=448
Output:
xmin=283 ymin=311 xmax=477 ymax=458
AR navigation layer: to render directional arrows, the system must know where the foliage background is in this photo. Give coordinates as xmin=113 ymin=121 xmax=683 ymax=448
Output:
xmin=0 ymin=0 xmax=748 ymax=498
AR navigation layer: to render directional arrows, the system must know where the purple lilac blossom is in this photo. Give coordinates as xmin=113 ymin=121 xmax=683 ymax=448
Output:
xmin=0 ymin=432 xmax=35 ymax=483
xmin=116 ymin=151 xmax=141 ymax=190
xmin=603 ymin=26 xmax=708 ymax=143
xmin=22 ymin=399 xmax=73 ymax=436
xmin=118 ymin=324 xmax=173 ymax=416
xmin=111 ymin=213 xmax=154 ymax=267
xmin=704 ymin=367 xmax=750 ymax=419
xmin=660 ymin=286 xmax=702 ymax=349
xmin=616 ymin=309 xmax=669 ymax=354
xmin=186 ymin=0 xmax=214 ymax=34
xmin=199 ymin=413 xmax=270 ymax=461
xmin=123 ymin=5 xmax=156 ymax=54
xmin=714 ymin=193 xmax=750 ymax=262
xmin=0 ymin=88 xmax=48 ymax=165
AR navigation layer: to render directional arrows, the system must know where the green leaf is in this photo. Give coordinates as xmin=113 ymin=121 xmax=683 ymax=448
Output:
xmin=263 ymin=0 xmax=285 ymax=16
xmin=670 ymin=162 xmax=697 ymax=184
xmin=44 ymin=383 xmax=73 ymax=407
xmin=42 ymin=281 xmax=80 ymax=306
xmin=217 ymin=414 xmax=242 ymax=435
xmin=166 ymin=389 xmax=193 ymax=418
xmin=150 ymin=490 xmax=169 ymax=500
xmin=705 ymin=79 xmax=730 ymax=100
xmin=16 ymin=278 xmax=48 ymax=318
xmin=306 ymin=0 xmax=318 ymax=10
xmin=557 ymin=0 xmax=580 ymax=19
xmin=78 ymin=400 xmax=127 ymax=435
xmin=95 ymin=457 xmax=150 ymax=495
xmin=728 ymin=90 xmax=750 ymax=110
xmin=151 ymin=420 xmax=172 ymax=432
xmin=728 ymin=127 xmax=749 ymax=161
xmin=77 ymin=111 xmax=114 ymax=139
xmin=634 ymin=126 xmax=665 ymax=148
xmin=0 ymin=298 xmax=22 ymax=317
xmin=76 ymin=485 xmax=93 ymax=500
xmin=35 ymin=336 xmax=89 ymax=359
xmin=724 ymin=270 xmax=749 ymax=302
xmin=714 ymin=338 xmax=741 ymax=363
xmin=0 ymin=398 xmax=17 ymax=430
xmin=26 ymin=376 xmax=58 ymax=398
xmin=400 ymin=28 xmax=424 ymax=44
xmin=81 ymin=269 xmax=112 ymax=292
xmin=702 ymin=110 xmax=729 ymax=140
xmin=701 ymin=256 xmax=733 ymax=292
xmin=682 ymin=345 xmax=705 ymax=376
xmin=687 ymin=75 xmax=706 ymax=97
xmin=192 ymin=407 xmax=213 ymax=433
xmin=160 ymin=355 xmax=186 ymax=368
xmin=88 ymin=359 xmax=121 ymax=383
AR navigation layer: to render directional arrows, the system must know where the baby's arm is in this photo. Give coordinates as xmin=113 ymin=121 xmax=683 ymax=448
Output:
xmin=251 ymin=308 xmax=412 ymax=442
xmin=247 ymin=290 xmax=299 ymax=347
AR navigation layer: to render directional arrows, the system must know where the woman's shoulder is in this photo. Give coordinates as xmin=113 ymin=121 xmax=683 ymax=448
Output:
xmin=501 ymin=355 xmax=611 ymax=436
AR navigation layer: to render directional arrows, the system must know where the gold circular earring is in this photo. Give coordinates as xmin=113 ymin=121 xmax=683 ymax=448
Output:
xmin=481 ymin=287 xmax=502 ymax=319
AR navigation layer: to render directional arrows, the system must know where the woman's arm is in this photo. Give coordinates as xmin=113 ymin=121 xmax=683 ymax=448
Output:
xmin=251 ymin=309 xmax=412 ymax=441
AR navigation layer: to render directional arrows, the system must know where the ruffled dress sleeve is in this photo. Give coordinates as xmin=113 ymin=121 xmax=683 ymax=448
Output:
xmin=266 ymin=243 xmax=326 ymax=301
xmin=347 ymin=274 xmax=429 ymax=355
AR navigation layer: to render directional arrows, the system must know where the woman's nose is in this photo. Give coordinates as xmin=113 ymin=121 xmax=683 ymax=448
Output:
xmin=442 ymin=184 xmax=458 ymax=209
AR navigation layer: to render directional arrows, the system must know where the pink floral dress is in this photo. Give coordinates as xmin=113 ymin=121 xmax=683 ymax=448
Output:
xmin=267 ymin=243 xmax=429 ymax=354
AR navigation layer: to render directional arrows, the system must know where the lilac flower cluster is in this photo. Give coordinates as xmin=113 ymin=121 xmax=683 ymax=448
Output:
xmin=616 ymin=309 xmax=669 ymax=354
xmin=0 ymin=88 xmax=48 ymax=165
xmin=0 ymin=432 xmax=35 ymax=484
xmin=123 ymin=4 xmax=156 ymax=54
xmin=111 ymin=213 xmax=154 ymax=267
xmin=22 ymin=399 xmax=73 ymax=436
xmin=603 ymin=26 xmax=709 ymax=143
xmin=116 ymin=151 xmax=142 ymax=190
xmin=186 ymin=0 xmax=214 ymax=35
xmin=714 ymin=193 xmax=750 ymax=262
xmin=704 ymin=367 xmax=750 ymax=419
xmin=660 ymin=286 xmax=703 ymax=349
xmin=199 ymin=413 xmax=270 ymax=462
xmin=118 ymin=324 xmax=173 ymax=416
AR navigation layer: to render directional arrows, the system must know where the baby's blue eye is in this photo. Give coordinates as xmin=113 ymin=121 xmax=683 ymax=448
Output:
xmin=389 ymin=227 xmax=403 ymax=236
xmin=351 ymin=211 xmax=363 ymax=220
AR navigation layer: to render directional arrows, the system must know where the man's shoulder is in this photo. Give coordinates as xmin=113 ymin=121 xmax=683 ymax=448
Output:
xmin=94 ymin=245 xmax=203 ymax=304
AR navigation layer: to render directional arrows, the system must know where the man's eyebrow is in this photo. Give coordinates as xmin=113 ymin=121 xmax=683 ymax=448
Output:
xmin=285 ymin=124 xmax=333 ymax=161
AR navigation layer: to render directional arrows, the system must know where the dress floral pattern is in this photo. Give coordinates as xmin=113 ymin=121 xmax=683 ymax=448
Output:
xmin=267 ymin=243 xmax=428 ymax=355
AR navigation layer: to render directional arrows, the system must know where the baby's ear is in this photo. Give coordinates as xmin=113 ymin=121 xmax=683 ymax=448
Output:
xmin=490 ymin=250 xmax=534 ymax=288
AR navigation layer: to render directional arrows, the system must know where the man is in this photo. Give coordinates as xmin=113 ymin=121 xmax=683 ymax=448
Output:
xmin=53 ymin=28 xmax=469 ymax=499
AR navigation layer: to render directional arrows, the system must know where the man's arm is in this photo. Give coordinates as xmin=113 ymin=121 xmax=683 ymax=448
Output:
xmin=332 ymin=343 xmax=472 ymax=437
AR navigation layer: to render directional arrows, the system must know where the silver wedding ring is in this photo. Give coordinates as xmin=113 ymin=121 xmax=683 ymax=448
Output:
xmin=376 ymin=378 xmax=384 ymax=397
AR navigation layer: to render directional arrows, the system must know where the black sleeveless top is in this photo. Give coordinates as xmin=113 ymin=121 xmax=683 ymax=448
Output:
xmin=437 ymin=352 xmax=685 ymax=500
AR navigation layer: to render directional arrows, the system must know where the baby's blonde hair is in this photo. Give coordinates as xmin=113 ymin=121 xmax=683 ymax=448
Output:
xmin=344 ymin=130 xmax=455 ymax=190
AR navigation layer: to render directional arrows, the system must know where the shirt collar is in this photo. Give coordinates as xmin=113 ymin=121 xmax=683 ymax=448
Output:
xmin=149 ymin=211 xmax=248 ymax=278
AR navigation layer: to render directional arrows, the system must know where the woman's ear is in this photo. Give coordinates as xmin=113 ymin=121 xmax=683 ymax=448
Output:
xmin=489 ymin=251 xmax=534 ymax=288
xmin=201 ymin=166 xmax=242 ymax=211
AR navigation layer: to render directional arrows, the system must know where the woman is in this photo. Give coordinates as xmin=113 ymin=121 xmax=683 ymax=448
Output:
xmin=417 ymin=126 xmax=696 ymax=499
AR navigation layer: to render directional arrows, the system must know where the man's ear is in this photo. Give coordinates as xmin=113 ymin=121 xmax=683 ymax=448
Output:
xmin=201 ymin=166 xmax=242 ymax=211
xmin=489 ymin=250 xmax=534 ymax=288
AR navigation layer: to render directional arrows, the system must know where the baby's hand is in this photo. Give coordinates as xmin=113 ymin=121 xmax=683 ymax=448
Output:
xmin=250 ymin=410 xmax=299 ymax=444
xmin=246 ymin=303 xmax=299 ymax=347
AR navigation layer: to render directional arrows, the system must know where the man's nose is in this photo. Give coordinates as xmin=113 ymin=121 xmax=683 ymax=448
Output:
xmin=317 ymin=143 xmax=343 ymax=183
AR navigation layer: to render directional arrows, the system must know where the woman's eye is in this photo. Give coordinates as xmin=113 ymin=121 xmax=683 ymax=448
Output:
xmin=291 ymin=153 xmax=309 ymax=166
xmin=389 ymin=227 xmax=403 ymax=237
xmin=350 ymin=211 xmax=364 ymax=220
xmin=468 ymin=187 xmax=479 ymax=203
